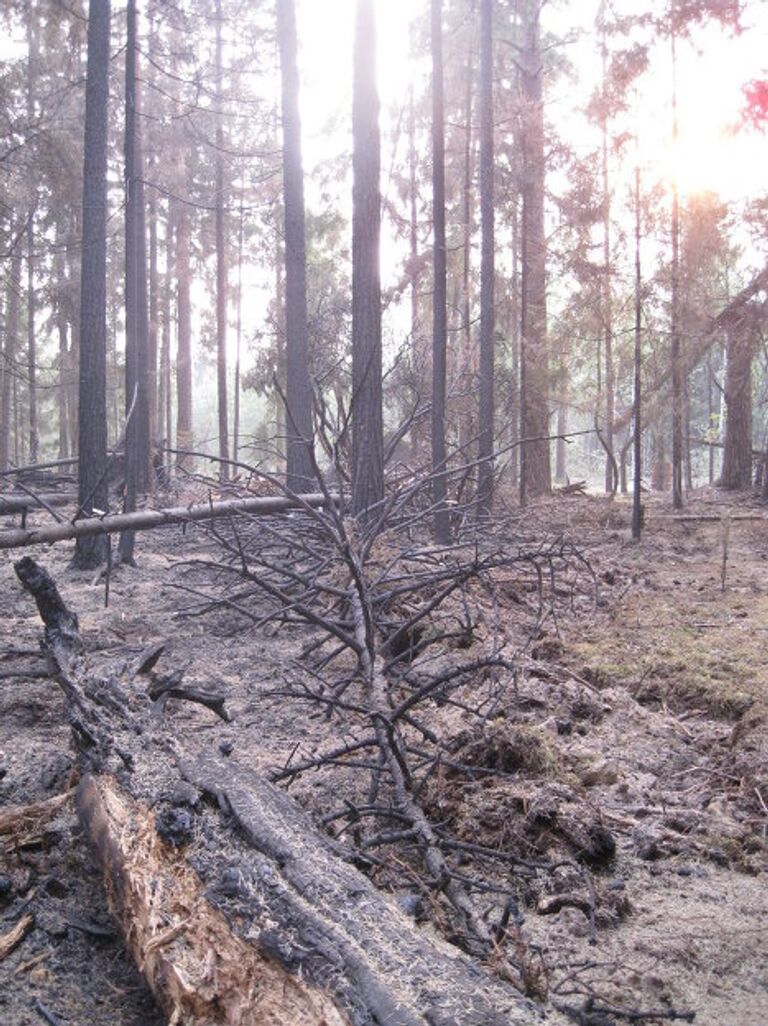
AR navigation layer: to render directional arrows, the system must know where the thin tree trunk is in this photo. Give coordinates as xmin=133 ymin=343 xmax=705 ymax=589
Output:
xmin=148 ymin=190 xmax=159 ymax=459
xmin=73 ymin=0 xmax=111 ymax=570
xmin=215 ymin=0 xmax=230 ymax=481
xmin=600 ymin=22 xmax=614 ymax=494
xmin=351 ymin=0 xmax=384 ymax=516
xmin=461 ymin=42 xmax=475 ymax=460
xmin=476 ymin=0 xmax=495 ymax=516
xmin=632 ymin=161 xmax=643 ymax=541
xmin=233 ymin=193 xmax=243 ymax=462
xmin=26 ymin=214 xmax=38 ymax=464
xmin=431 ymin=0 xmax=450 ymax=542
xmin=119 ymin=0 xmax=151 ymax=565
xmin=520 ymin=0 xmax=550 ymax=502
xmin=0 ymin=246 xmax=22 ymax=472
xmin=707 ymin=353 xmax=715 ymax=484
xmin=277 ymin=0 xmax=314 ymax=491
xmin=670 ymin=32 xmax=683 ymax=509
xmin=158 ymin=202 xmax=172 ymax=463
xmin=26 ymin=10 xmax=39 ymax=464
xmin=555 ymin=334 xmax=568 ymax=484
xmin=175 ymin=191 xmax=193 ymax=468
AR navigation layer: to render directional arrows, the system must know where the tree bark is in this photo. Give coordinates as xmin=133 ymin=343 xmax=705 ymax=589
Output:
xmin=476 ymin=0 xmax=495 ymax=516
xmin=670 ymin=33 xmax=683 ymax=509
xmin=14 ymin=555 xmax=553 ymax=1026
xmin=632 ymin=162 xmax=643 ymax=540
xmin=351 ymin=0 xmax=384 ymax=516
xmin=519 ymin=0 xmax=551 ymax=503
xmin=600 ymin=23 xmax=614 ymax=494
xmin=0 ymin=245 xmax=22 ymax=472
xmin=119 ymin=0 xmax=152 ymax=564
xmin=73 ymin=0 xmax=110 ymax=570
xmin=720 ymin=326 xmax=753 ymax=490
xmin=26 ymin=9 xmax=39 ymax=465
xmin=431 ymin=0 xmax=450 ymax=542
xmin=278 ymin=0 xmax=315 ymax=492
xmin=0 ymin=493 xmax=335 ymax=552
xmin=215 ymin=0 xmax=230 ymax=481
xmin=174 ymin=188 xmax=193 ymax=468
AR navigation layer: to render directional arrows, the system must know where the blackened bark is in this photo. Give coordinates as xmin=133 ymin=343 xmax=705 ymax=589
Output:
xmin=148 ymin=190 xmax=159 ymax=457
xmin=599 ymin=19 xmax=614 ymax=494
xmin=431 ymin=0 xmax=450 ymax=542
xmin=459 ymin=45 xmax=475 ymax=457
xmin=632 ymin=163 xmax=643 ymax=540
xmin=0 ymin=247 xmax=22 ymax=472
xmin=351 ymin=0 xmax=384 ymax=515
xmin=277 ymin=0 xmax=315 ymax=492
xmin=720 ymin=326 xmax=753 ymax=490
xmin=476 ymin=0 xmax=495 ymax=516
xmin=520 ymin=0 xmax=551 ymax=502
xmin=175 ymin=192 xmax=193 ymax=466
xmin=234 ymin=195 xmax=243 ymax=462
xmin=119 ymin=0 xmax=151 ymax=565
xmin=215 ymin=0 xmax=230 ymax=481
xmin=73 ymin=0 xmax=110 ymax=570
xmin=26 ymin=214 xmax=38 ymax=464
xmin=26 ymin=10 xmax=39 ymax=464
xmin=670 ymin=33 xmax=683 ymax=509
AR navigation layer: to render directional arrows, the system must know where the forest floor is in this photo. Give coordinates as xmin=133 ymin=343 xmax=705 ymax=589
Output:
xmin=0 ymin=484 xmax=766 ymax=1026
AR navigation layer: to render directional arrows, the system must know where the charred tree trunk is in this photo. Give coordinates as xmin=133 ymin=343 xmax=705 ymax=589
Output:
xmin=632 ymin=162 xmax=644 ymax=540
xmin=73 ymin=0 xmax=110 ymax=570
xmin=175 ymin=191 xmax=193 ymax=469
xmin=0 ymin=245 xmax=22 ymax=472
xmin=519 ymin=0 xmax=550 ymax=502
xmin=278 ymin=0 xmax=315 ymax=492
xmin=119 ymin=0 xmax=152 ymax=564
xmin=351 ymin=0 xmax=384 ymax=516
xmin=215 ymin=0 xmax=230 ymax=481
xmin=720 ymin=326 xmax=753 ymax=490
xmin=14 ymin=555 xmax=554 ymax=1026
xmin=26 ymin=10 xmax=39 ymax=465
xmin=459 ymin=44 xmax=475 ymax=457
xmin=476 ymin=0 xmax=495 ymax=516
xmin=670 ymin=33 xmax=684 ymax=510
xmin=599 ymin=19 xmax=614 ymax=494
xmin=431 ymin=0 xmax=450 ymax=542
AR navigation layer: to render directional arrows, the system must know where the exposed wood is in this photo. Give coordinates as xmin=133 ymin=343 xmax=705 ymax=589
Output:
xmin=0 ymin=492 xmax=335 ymax=551
xmin=77 ymin=775 xmax=348 ymax=1026
xmin=0 ymin=915 xmax=34 ymax=963
xmin=0 ymin=791 xmax=74 ymax=837
xmin=15 ymin=555 xmax=561 ymax=1026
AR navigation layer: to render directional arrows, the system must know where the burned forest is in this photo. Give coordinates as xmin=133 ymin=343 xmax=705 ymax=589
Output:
xmin=1 ymin=2 xmax=767 ymax=1026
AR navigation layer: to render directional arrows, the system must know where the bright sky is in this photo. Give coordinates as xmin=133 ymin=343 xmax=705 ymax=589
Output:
xmin=296 ymin=0 xmax=768 ymax=206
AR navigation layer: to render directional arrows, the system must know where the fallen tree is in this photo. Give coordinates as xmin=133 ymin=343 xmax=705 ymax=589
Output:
xmin=0 ymin=492 xmax=335 ymax=551
xmin=15 ymin=555 xmax=561 ymax=1026
xmin=0 ymin=493 xmax=75 ymax=515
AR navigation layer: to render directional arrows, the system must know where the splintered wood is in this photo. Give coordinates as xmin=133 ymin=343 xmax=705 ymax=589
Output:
xmin=0 ymin=915 xmax=34 ymax=963
xmin=0 ymin=790 xmax=74 ymax=851
xmin=77 ymin=774 xmax=348 ymax=1026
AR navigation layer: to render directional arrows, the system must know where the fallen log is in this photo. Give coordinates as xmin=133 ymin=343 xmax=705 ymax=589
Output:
xmin=0 ymin=492 xmax=336 ymax=551
xmin=0 ymin=456 xmax=80 ymax=478
xmin=0 ymin=493 xmax=75 ymax=514
xmin=15 ymin=555 xmax=560 ymax=1026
